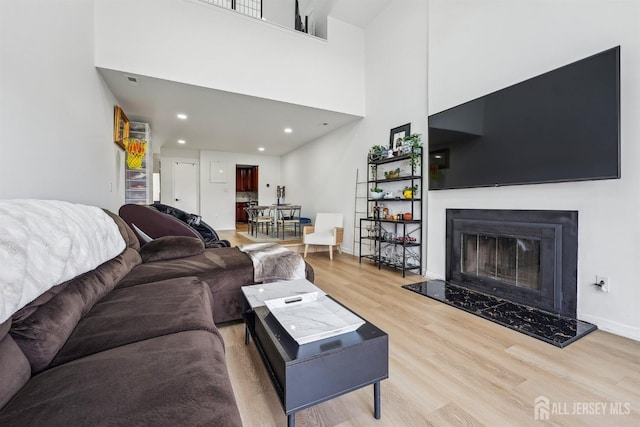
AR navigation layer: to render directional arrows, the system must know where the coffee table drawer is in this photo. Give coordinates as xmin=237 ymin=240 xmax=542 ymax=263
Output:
xmin=254 ymin=306 xmax=388 ymax=413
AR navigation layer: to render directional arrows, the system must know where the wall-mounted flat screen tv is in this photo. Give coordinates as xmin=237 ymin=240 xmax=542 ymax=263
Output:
xmin=428 ymin=46 xmax=620 ymax=190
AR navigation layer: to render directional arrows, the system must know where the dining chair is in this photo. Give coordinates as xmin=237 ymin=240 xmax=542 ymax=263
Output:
xmin=254 ymin=206 xmax=272 ymax=236
xmin=244 ymin=207 xmax=257 ymax=236
xmin=275 ymin=205 xmax=301 ymax=239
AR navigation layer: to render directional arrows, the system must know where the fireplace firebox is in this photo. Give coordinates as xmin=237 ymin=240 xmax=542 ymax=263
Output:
xmin=446 ymin=209 xmax=578 ymax=318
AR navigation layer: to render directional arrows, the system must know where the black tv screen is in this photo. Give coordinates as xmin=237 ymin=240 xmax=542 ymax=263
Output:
xmin=428 ymin=46 xmax=620 ymax=190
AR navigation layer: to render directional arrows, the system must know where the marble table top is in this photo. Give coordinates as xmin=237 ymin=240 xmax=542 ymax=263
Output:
xmin=242 ymin=279 xmax=324 ymax=309
xmin=243 ymin=279 xmax=364 ymax=344
xmin=265 ymin=293 xmax=365 ymax=345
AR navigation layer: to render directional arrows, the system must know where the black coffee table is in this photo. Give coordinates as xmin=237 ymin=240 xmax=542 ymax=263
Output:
xmin=241 ymin=289 xmax=388 ymax=427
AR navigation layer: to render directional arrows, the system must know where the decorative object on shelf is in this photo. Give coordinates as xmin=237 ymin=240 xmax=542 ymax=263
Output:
xmin=390 ymin=123 xmax=411 ymax=154
xmin=370 ymin=188 xmax=384 ymax=200
xmin=368 ymin=145 xmax=386 ymax=162
xmin=403 ymin=213 xmax=413 ymax=221
xmin=403 ymin=184 xmax=418 ymax=199
xmin=124 ymin=138 xmax=147 ymax=169
xmin=368 ymin=145 xmax=385 ymax=179
xmin=113 ymin=106 xmax=130 ymax=150
xmin=403 ymin=133 xmax=423 ymax=173
xmin=384 ymin=168 xmax=400 ymax=179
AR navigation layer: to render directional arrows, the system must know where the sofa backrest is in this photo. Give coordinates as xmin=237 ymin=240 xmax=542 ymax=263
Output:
xmin=105 ymin=209 xmax=140 ymax=251
xmin=0 ymin=317 xmax=30 ymax=409
xmin=119 ymin=204 xmax=204 ymax=246
xmin=314 ymin=213 xmax=344 ymax=233
xmin=8 ymin=212 xmax=142 ymax=374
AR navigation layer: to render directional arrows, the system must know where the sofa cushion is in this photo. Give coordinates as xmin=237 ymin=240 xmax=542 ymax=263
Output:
xmin=119 ymin=247 xmax=255 ymax=323
xmin=139 ymin=236 xmax=205 ymax=263
xmin=0 ymin=331 xmax=242 ymax=427
xmin=0 ymin=318 xmax=30 ymax=409
xmin=10 ymin=247 xmax=141 ymax=373
xmin=50 ymin=276 xmax=218 ymax=367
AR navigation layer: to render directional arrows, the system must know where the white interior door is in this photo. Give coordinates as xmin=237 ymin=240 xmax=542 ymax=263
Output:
xmin=172 ymin=161 xmax=198 ymax=214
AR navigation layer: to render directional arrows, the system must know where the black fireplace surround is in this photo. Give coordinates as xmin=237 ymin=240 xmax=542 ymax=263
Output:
xmin=446 ymin=209 xmax=578 ymax=318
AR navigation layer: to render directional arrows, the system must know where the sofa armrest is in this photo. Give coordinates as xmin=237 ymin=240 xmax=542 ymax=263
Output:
xmin=139 ymin=236 xmax=205 ymax=263
xmin=335 ymin=227 xmax=344 ymax=244
xmin=303 ymin=225 xmax=315 ymax=236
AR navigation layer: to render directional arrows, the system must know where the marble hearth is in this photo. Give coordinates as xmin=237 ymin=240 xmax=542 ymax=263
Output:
xmin=403 ymin=280 xmax=596 ymax=347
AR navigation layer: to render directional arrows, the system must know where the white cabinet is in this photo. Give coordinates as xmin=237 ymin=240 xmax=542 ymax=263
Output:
xmin=124 ymin=122 xmax=152 ymax=205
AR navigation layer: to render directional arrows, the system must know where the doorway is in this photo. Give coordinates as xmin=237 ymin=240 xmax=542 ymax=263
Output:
xmin=235 ymin=165 xmax=259 ymax=224
xmin=172 ymin=161 xmax=199 ymax=214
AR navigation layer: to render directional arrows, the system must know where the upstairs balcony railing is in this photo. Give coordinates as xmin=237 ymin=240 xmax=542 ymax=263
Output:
xmin=198 ymin=0 xmax=321 ymax=38
xmin=199 ymin=0 xmax=262 ymax=19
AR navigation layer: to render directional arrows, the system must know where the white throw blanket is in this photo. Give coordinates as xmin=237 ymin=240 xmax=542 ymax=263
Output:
xmin=238 ymin=243 xmax=306 ymax=283
xmin=0 ymin=200 xmax=126 ymax=324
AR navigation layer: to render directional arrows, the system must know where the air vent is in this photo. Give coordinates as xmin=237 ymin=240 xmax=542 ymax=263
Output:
xmin=126 ymin=75 xmax=138 ymax=85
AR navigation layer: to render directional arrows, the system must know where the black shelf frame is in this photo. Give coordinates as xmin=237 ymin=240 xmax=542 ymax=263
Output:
xmin=360 ymin=148 xmax=423 ymax=277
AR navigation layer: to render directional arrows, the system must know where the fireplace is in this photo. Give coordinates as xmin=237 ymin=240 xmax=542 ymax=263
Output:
xmin=446 ymin=209 xmax=578 ymax=318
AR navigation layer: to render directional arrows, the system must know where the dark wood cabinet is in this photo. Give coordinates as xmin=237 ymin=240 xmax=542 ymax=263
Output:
xmin=251 ymin=167 xmax=258 ymax=190
xmin=236 ymin=166 xmax=259 ymax=192
xmin=236 ymin=202 xmax=248 ymax=223
xmin=235 ymin=169 xmax=244 ymax=191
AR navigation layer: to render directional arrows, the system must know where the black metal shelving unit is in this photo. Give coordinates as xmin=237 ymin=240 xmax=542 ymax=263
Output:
xmin=359 ymin=149 xmax=423 ymax=277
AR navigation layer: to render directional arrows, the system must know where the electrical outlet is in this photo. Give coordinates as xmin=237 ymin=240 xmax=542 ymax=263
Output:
xmin=596 ymin=275 xmax=610 ymax=292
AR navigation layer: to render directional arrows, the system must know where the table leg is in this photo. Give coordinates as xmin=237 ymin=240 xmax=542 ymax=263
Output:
xmin=374 ymin=381 xmax=381 ymax=419
xmin=245 ymin=325 xmax=249 ymax=346
xmin=288 ymin=413 xmax=295 ymax=427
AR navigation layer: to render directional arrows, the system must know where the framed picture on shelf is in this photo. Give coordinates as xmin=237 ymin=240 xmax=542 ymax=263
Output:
xmin=390 ymin=123 xmax=411 ymax=152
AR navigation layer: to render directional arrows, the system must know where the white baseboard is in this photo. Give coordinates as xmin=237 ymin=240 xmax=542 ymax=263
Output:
xmin=578 ymin=314 xmax=640 ymax=341
xmin=425 ymin=270 xmax=445 ymax=280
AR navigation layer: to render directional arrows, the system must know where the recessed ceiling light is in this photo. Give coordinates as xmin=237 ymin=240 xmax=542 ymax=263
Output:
xmin=177 ymin=139 xmax=186 ymax=144
xmin=177 ymin=113 xmax=187 ymax=120
xmin=258 ymin=147 xmax=265 ymax=151
xmin=284 ymin=128 xmax=292 ymax=134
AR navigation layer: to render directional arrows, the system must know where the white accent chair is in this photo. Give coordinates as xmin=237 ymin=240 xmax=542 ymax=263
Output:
xmin=303 ymin=213 xmax=344 ymax=260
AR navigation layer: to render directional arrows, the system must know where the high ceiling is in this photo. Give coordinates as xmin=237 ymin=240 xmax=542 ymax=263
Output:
xmin=99 ymin=0 xmax=390 ymax=156
xmin=99 ymin=68 xmax=362 ymax=156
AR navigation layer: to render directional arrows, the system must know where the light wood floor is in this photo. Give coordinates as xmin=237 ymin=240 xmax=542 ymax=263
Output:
xmin=218 ymin=229 xmax=640 ymax=427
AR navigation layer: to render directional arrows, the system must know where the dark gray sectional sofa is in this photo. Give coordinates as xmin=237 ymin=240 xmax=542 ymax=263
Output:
xmin=0 ymin=210 xmax=313 ymax=425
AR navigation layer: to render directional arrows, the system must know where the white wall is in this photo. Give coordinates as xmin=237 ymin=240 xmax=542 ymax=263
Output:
xmin=0 ymin=0 xmax=124 ymax=211
xmin=200 ymin=150 xmax=282 ymax=230
xmin=282 ymin=0 xmax=428 ymax=255
xmin=281 ymin=121 xmax=364 ymax=250
xmin=428 ymin=0 xmax=640 ymax=340
xmin=159 ymin=148 xmax=200 ymax=213
xmin=94 ymin=0 xmax=365 ymax=116
xmin=263 ymin=0 xmax=294 ymax=29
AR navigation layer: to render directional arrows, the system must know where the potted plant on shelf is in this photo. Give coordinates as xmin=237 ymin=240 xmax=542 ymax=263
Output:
xmin=384 ymin=168 xmax=400 ymax=179
xmin=368 ymin=145 xmax=386 ymax=162
xmin=403 ymin=184 xmax=418 ymax=199
xmin=370 ymin=187 xmax=385 ymax=200
xmin=403 ymin=133 xmax=423 ymax=173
